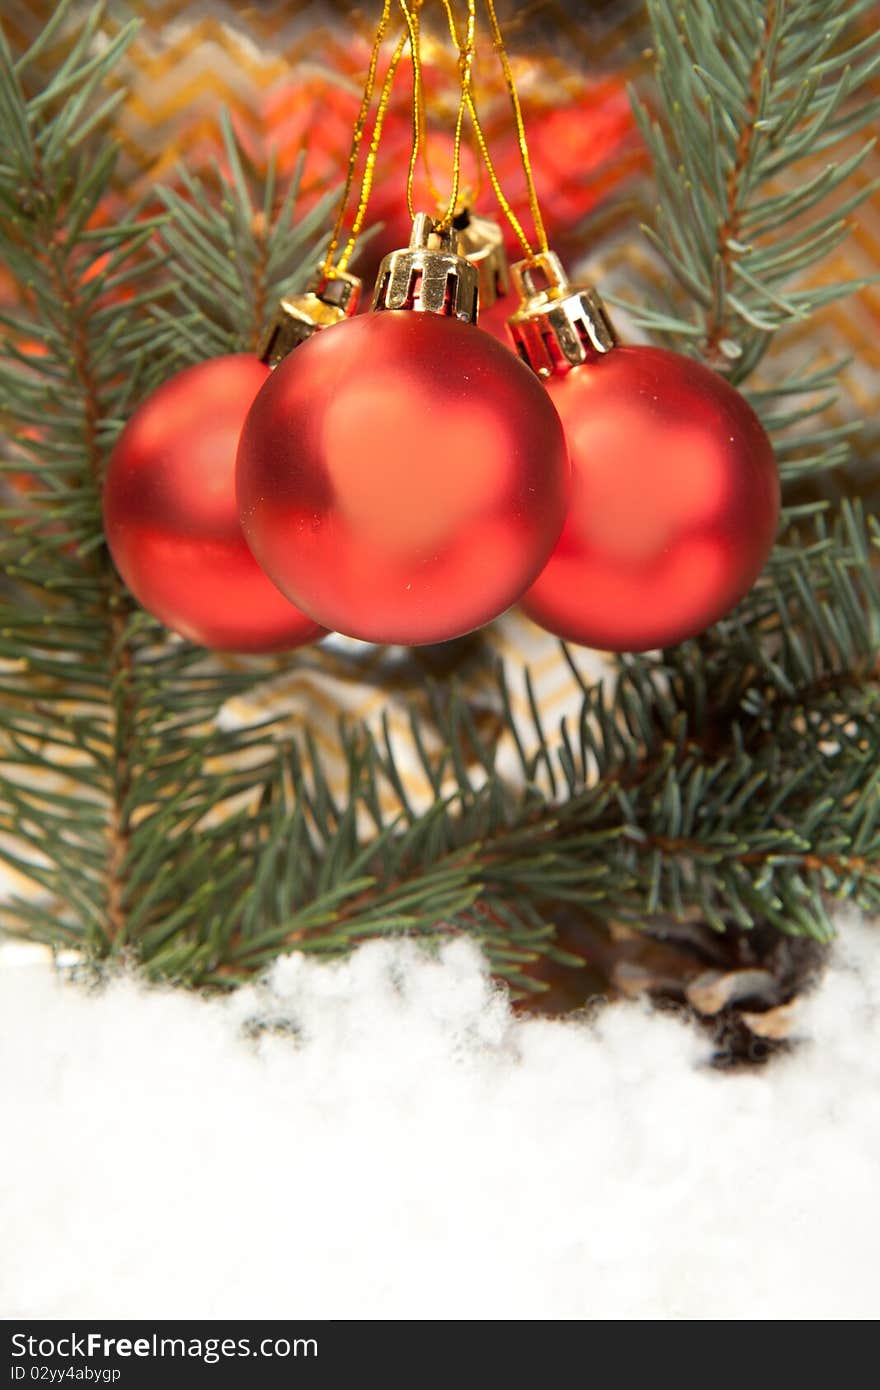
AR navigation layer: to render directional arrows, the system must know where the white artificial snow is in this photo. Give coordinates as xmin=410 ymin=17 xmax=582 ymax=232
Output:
xmin=1 ymin=916 xmax=879 ymax=1321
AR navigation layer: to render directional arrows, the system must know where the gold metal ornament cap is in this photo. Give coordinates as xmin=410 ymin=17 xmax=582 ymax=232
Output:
xmin=259 ymin=269 xmax=362 ymax=369
xmin=507 ymin=251 xmax=617 ymax=377
xmin=371 ymin=213 xmax=480 ymax=323
xmin=454 ymin=208 xmax=510 ymax=309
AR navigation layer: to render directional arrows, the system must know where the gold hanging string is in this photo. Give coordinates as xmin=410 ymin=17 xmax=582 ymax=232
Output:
xmin=336 ymin=27 xmax=411 ymax=272
xmin=467 ymin=78 xmax=485 ymax=207
xmin=466 ymin=98 xmax=534 ymax=256
xmin=397 ymin=0 xmax=428 ymax=222
xmin=411 ymin=7 xmax=447 ymax=209
xmin=483 ymin=0 xmax=549 ymax=255
xmin=439 ymin=0 xmax=535 ymax=259
xmin=322 ymin=0 xmax=394 ymax=277
xmin=400 ymin=0 xmax=479 ymax=226
xmin=324 ymin=0 xmax=545 ymax=276
xmin=434 ymin=0 xmax=476 ymax=231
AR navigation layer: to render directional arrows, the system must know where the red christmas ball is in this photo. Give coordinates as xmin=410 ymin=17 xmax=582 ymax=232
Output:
xmin=103 ymin=355 xmax=325 ymax=652
xmin=520 ymin=347 xmax=780 ymax=651
xmin=236 ymin=312 xmax=571 ymax=645
xmin=474 ymin=291 xmax=518 ymax=346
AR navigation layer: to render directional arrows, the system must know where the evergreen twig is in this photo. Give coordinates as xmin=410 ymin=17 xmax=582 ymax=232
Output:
xmin=0 ymin=0 xmax=877 ymax=997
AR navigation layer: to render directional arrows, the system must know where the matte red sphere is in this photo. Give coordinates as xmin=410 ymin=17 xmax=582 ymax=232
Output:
xmin=103 ymin=355 xmax=325 ymax=652
xmin=475 ymin=291 xmax=519 ymax=346
xmin=520 ymin=346 xmax=780 ymax=651
xmin=236 ymin=311 xmax=571 ymax=645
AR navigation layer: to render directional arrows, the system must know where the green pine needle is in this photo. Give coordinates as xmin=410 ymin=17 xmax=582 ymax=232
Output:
xmin=0 ymin=0 xmax=878 ymax=997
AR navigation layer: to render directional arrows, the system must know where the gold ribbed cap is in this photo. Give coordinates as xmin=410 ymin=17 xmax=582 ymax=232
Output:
xmin=259 ymin=270 xmax=362 ymax=369
xmin=454 ymin=209 xmax=510 ymax=309
xmin=371 ymin=213 xmax=480 ymax=323
xmin=507 ymin=251 xmax=617 ymax=377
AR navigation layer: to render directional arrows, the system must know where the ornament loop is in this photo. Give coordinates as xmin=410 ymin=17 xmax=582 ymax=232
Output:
xmin=454 ymin=208 xmax=510 ymax=309
xmin=259 ymin=270 xmax=362 ymax=369
xmin=508 ymin=252 xmax=618 ymax=377
xmin=371 ymin=212 xmax=480 ymax=323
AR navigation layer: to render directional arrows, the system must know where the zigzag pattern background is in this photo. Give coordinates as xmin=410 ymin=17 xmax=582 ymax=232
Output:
xmin=0 ymin=0 xmax=877 ymax=912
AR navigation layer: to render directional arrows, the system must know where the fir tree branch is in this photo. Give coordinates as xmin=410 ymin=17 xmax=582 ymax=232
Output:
xmin=1 ymin=0 xmax=878 ymax=1001
xmin=617 ymin=0 xmax=880 ymax=380
xmin=0 ymin=3 xmax=145 ymax=946
xmin=0 ymin=2 xmax=339 ymax=965
xmin=151 ymin=112 xmax=341 ymax=363
xmin=701 ymin=0 xmax=780 ymax=362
